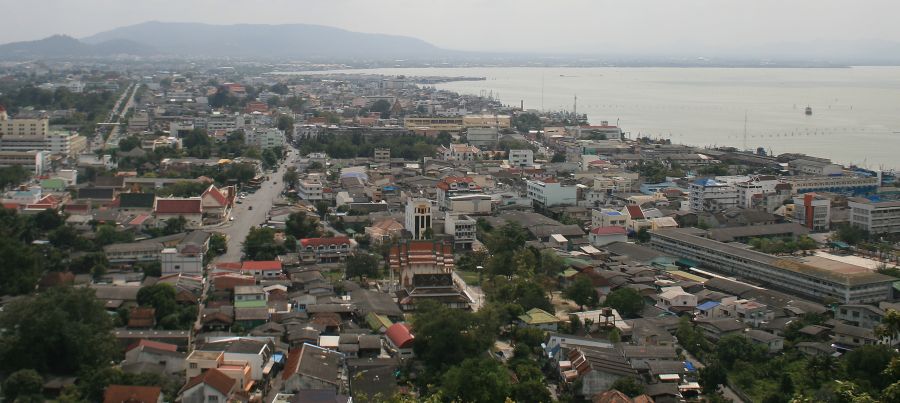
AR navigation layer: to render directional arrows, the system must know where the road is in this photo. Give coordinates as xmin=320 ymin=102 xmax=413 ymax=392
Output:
xmin=452 ymin=271 xmax=485 ymax=311
xmin=88 ymin=82 xmax=136 ymax=152
xmin=213 ymin=150 xmax=296 ymax=263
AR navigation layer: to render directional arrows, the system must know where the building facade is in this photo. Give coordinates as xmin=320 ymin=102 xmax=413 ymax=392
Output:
xmin=526 ymin=178 xmax=577 ymax=208
xmin=849 ymin=197 xmax=900 ymax=234
xmin=405 ymin=198 xmax=433 ymax=240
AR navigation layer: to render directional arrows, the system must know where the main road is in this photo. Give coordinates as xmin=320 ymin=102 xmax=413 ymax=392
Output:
xmin=213 ymin=148 xmax=297 ymax=263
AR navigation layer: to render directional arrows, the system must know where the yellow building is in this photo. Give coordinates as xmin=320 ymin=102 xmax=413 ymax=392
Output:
xmin=462 ymin=115 xmax=511 ymax=129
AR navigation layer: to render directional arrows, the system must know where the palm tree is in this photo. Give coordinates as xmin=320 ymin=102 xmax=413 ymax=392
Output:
xmin=877 ymin=309 xmax=900 ymax=346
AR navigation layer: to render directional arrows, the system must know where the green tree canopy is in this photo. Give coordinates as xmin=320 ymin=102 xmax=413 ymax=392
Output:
xmin=564 ymin=276 xmax=598 ymax=310
xmin=345 ymin=253 xmax=380 ymax=281
xmin=243 ymin=227 xmax=284 ymax=260
xmin=0 ymin=286 xmax=117 ymax=374
xmin=603 ymin=287 xmax=644 ymax=318
xmin=137 ymin=283 xmax=178 ymax=322
xmin=2 ymin=369 xmax=44 ymax=402
xmin=412 ymin=300 xmax=495 ymax=371
xmin=440 ymin=357 xmax=512 ymax=403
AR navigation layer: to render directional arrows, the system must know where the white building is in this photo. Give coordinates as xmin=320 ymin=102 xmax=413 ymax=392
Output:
xmin=405 ymin=198 xmax=433 ymax=240
xmin=689 ymin=178 xmax=739 ymax=213
xmin=789 ymin=158 xmax=843 ymax=176
xmin=245 ymin=128 xmax=285 ymax=149
xmin=526 ymin=178 xmax=577 ymax=208
xmin=436 ymin=144 xmax=480 ymax=161
xmin=0 ymin=150 xmax=51 ymax=175
xmin=445 ymin=213 xmax=476 ymax=250
xmin=161 ymin=247 xmax=204 ymax=275
xmin=793 ymin=193 xmax=831 ymax=231
xmin=297 ymin=175 xmax=324 ymax=201
xmin=508 ymin=149 xmax=534 ymax=168
xmin=849 ymin=197 xmax=900 ymax=234
xmin=588 ymin=226 xmax=628 ymax=247
xmin=735 ymin=176 xmax=781 ymax=208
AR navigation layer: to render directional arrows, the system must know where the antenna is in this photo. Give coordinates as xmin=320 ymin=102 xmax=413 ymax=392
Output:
xmin=541 ymin=74 xmax=545 ymax=112
xmin=573 ymin=94 xmax=577 ymax=123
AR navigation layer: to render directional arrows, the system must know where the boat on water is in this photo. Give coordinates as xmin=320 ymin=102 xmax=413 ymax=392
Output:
xmin=805 ymin=106 xmax=813 ymax=115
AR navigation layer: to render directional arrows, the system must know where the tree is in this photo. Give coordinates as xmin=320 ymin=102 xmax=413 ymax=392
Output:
xmin=610 ymin=377 xmax=644 ymax=397
xmin=3 ymin=369 xmax=44 ymax=402
xmin=603 ymin=288 xmax=644 ymax=318
xmin=877 ymin=309 xmax=900 ymax=346
xmin=413 ymin=300 xmax=495 ymax=371
xmin=243 ymin=227 xmax=284 ymax=260
xmin=440 ymin=358 xmax=512 ymax=403
xmin=715 ymin=334 xmax=766 ymax=369
xmin=0 ymin=286 xmax=117 ymax=374
xmin=285 ymin=212 xmax=317 ymax=239
xmin=551 ymin=151 xmax=566 ymax=163
xmin=209 ymin=233 xmax=227 ymax=256
xmin=33 ymin=208 xmax=64 ymax=231
xmin=163 ymin=216 xmax=187 ymax=235
xmin=137 ymin=283 xmax=177 ymax=321
xmin=283 ymin=167 xmax=300 ymax=189
xmin=699 ymin=361 xmax=728 ymax=395
xmin=315 ymin=201 xmax=331 ymax=220
xmin=512 ymin=379 xmax=551 ymax=403
xmin=843 ymin=344 xmax=896 ymax=390
xmin=564 ymin=277 xmax=598 ymax=310
xmin=345 ymin=253 xmax=380 ymax=281
xmin=538 ymin=249 xmax=566 ymax=277
xmin=370 ymin=99 xmax=392 ymax=119
xmin=0 ymin=235 xmax=40 ymax=295
xmin=635 ymin=227 xmax=651 ymax=243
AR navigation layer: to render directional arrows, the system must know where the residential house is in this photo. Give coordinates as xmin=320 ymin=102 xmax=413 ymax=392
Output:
xmin=746 ymin=329 xmax=784 ymax=353
xmin=589 ymin=226 xmax=628 ymax=247
xmin=124 ymin=340 xmax=186 ymax=375
xmin=282 ymin=343 xmax=346 ymax=394
xmin=655 ymin=286 xmax=697 ymax=314
xmin=103 ymin=385 xmax=163 ymax=403
xmin=518 ymin=308 xmax=562 ymax=331
xmin=179 ymin=368 xmax=237 ymax=403
xmin=298 ymin=237 xmax=356 ymax=264
xmin=385 ymin=323 xmax=415 ymax=358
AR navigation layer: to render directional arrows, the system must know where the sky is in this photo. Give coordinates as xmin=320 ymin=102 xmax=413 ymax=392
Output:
xmin=1 ymin=0 xmax=899 ymax=53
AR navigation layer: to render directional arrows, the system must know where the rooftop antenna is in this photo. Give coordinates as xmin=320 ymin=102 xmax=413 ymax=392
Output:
xmin=573 ymin=94 xmax=577 ymax=124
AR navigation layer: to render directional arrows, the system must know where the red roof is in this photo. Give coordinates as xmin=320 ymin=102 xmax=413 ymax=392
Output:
xmin=386 ymin=323 xmax=414 ymax=349
xmin=241 ymin=260 xmax=283 ymax=271
xmin=125 ymin=339 xmax=178 ymax=353
xmin=626 ymin=205 xmax=644 ymax=219
xmin=299 ymin=237 xmax=351 ymax=248
xmin=590 ymin=226 xmax=627 ymax=236
xmin=129 ymin=213 xmax=151 ymax=226
xmin=103 ymin=384 xmax=161 ymax=403
xmin=182 ymin=368 xmax=235 ymax=396
xmin=282 ymin=348 xmax=301 ymax=380
xmin=155 ymin=198 xmax=202 ymax=214
xmin=202 ymin=185 xmax=228 ymax=206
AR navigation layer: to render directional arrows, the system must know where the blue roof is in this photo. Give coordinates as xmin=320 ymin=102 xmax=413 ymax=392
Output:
xmin=603 ymin=211 xmax=623 ymax=216
xmin=697 ymin=301 xmax=720 ymax=311
xmin=684 ymin=361 xmax=697 ymax=372
xmin=693 ymin=178 xmax=720 ymax=186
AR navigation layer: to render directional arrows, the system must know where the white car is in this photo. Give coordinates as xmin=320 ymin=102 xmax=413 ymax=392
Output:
xmin=229 ymin=216 xmax=235 ymax=221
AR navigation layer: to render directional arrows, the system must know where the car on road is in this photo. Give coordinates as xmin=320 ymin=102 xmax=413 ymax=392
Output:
xmin=236 ymin=200 xmax=243 ymax=204
xmin=248 ymin=206 xmax=253 ymax=210
xmin=229 ymin=216 xmax=234 ymax=221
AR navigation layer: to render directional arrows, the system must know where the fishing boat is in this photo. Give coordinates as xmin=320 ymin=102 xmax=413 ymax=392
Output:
xmin=805 ymin=106 xmax=812 ymax=116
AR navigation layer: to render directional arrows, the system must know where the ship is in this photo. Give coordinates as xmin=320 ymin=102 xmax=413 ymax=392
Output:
xmin=805 ymin=106 xmax=812 ymax=115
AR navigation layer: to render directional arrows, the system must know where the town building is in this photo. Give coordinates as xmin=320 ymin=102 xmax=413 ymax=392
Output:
xmin=0 ymin=150 xmax=51 ymax=175
xmin=0 ymin=112 xmax=49 ymax=137
xmin=154 ymin=198 xmax=204 ymax=228
xmin=848 ymin=197 xmax=900 ymax=234
xmin=404 ymin=198 xmax=433 ymax=240
xmin=526 ymin=178 xmax=577 ymax=208
xmin=465 ymin=127 xmax=499 ymax=148
xmin=783 ymin=175 xmax=878 ymax=196
xmin=435 ymin=176 xmax=482 ymax=211
xmin=689 ymin=178 xmax=738 ymax=213
xmin=298 ymin=237 xmax=356 ymax=263
xmin=789 ymin=158 xmax=843 ymax=176
xmin=508 ymin=149 xmax=534 ymax=168
xmin=436 ymin=144 xmax=480 ymax=161
xmin=793 ymin=193 xmax=831 ymax=231
xmin=245 ymin=127 xmax=285 ymax=149
xmin=297 ymin=175 xmax=324 ymax=201
xmin=444 ymin=213 xmax=476 ymax=250
xmin=649 ymin=228 xmax=895 ymax=304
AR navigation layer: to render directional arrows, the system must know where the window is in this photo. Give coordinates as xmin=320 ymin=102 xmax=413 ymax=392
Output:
xmin=208 ymin=396 xmax=219 ymax=402
xmin=190 ymin=362 xmax=198 ymax=369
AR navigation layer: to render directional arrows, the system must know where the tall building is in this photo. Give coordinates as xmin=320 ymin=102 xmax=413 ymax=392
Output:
xmin=849 ymin=197 xmax=900 ymax=234
xmin=794 ymin=193 xmax=831 ymax=231
xmin=444 ymin=212 xmax=476 ymax=250
xmin=0 ymin=112 xmax=50 ymax=138
xmin=245 ymin=128 xmax=284 ymax=149
xmin=689 ymin=178 xmax=738 ymax=212
xmin=526 ymin=178 xmax=577 ymax=208
xmin=405 ymin=198 xmax=433 ymax=240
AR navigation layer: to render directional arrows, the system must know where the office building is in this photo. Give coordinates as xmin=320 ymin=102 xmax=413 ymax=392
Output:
xmin=849 ymin=197 xmax=900 ymax=234
xmin=526 ymin=178 xmax=577 ymax=208
xmin=784 ymin=176 xmax=878 ymax=196
xmin=465 ymin=127 xmax=499 ymax=148
xmin=794 ymin=193 xmax=831 ymax=231
xmin=405 ymin=198 xmax=433 ymax=240
xmin=508 ymin=149 xmax=534 ymax=168
xmin=0 ymin=150 xmax=51 ymax=175
xmin=689 ymin=178 xmax=738 ymax=212
xmin=444 ymin=213 xmax=476 ymax=250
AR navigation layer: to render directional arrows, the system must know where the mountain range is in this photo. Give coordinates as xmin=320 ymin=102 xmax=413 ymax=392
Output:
xmin=0 ymin=21 xmax=448 ymax=61
xmin=3 ymin=21 xmax=900 ymax=66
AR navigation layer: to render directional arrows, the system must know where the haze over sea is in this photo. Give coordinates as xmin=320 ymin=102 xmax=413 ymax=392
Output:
xmin=297 ymin=66 xmax=900 ymax=171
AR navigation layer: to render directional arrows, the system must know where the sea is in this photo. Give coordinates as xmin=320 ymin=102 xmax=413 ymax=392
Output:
xmin=286 ymin=66 xmax=900 ymax=170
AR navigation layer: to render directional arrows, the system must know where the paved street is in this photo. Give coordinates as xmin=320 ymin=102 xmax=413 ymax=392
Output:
xmin=213 ymin=149 xmax=297 ymax=263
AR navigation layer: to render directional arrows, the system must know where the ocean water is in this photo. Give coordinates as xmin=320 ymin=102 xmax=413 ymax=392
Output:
xmin=292 ymin=66 xmax=900 ymax=170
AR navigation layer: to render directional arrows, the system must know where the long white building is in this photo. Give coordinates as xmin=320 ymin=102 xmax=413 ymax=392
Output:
xmin=849 ymin=197 xmax=900 ymax=234
xmin=649 ymin=228 xmax=894 ymax=304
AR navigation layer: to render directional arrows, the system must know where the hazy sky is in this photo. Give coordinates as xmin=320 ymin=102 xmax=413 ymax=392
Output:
xmin=2 ymin=0 xmax=898 ymax=53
